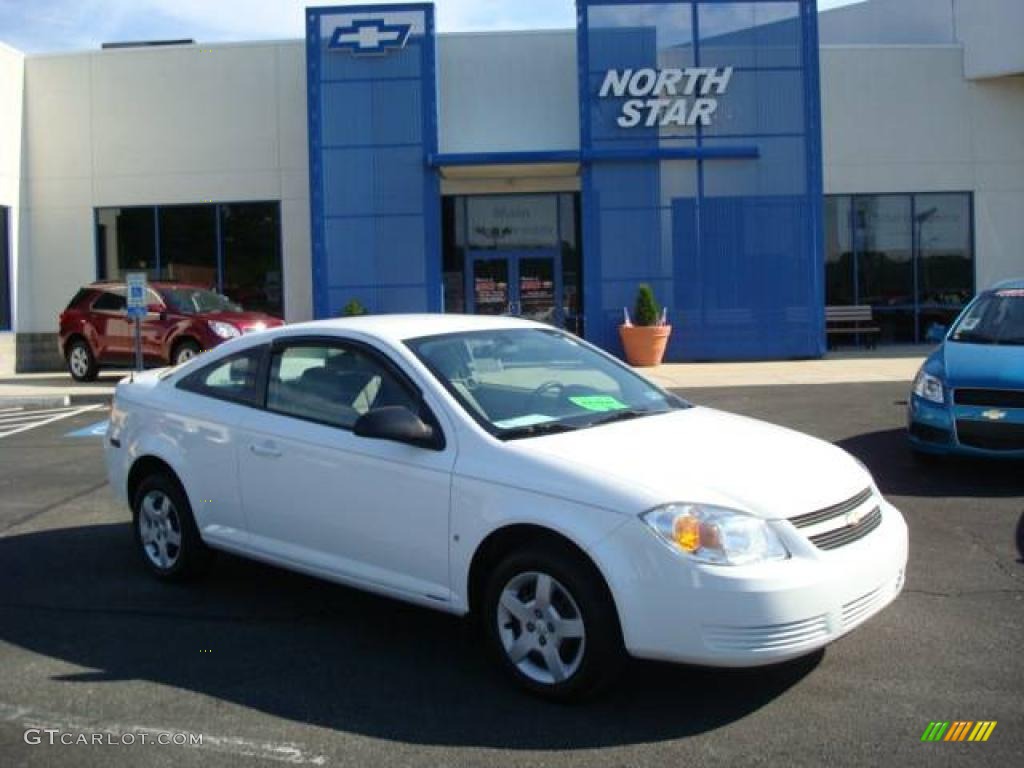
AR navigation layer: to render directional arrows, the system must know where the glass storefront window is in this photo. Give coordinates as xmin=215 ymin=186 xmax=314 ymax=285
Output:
xmin=0 ymin=207 xmax=10 ymax=330
xmin=96 ymin=202 xmax=284 ymax=317
xmin=221 ymin=202 xmax=283 ymax=316
xmin=159 ymin=205 xmax=217 ymax=287
xmin=825 ymin=192 xmax=974 ymax=343
xmin=96 ymin=207 xmax=157 ymax=281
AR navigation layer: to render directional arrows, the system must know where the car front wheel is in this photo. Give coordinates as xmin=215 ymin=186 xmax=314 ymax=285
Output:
xmin=66 ymin=339 xmax=98 ymax=382
xmin=483 ymin=543 xmax=623 ymax=701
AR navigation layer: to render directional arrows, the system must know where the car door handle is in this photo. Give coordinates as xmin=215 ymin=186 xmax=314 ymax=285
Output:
xmin=249 ymin=442 xmax=282 ymax=458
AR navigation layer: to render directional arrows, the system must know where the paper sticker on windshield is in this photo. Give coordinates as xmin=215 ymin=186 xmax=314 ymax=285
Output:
xmin=569 ymin=395 xmax=628 ymax=412
xmin=494 ymin=414 xmax=557 ymax=429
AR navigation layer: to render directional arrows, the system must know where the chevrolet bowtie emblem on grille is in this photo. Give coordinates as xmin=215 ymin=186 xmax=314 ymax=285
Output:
xmin=980 ymin=409 xmax=1007 ymax=421
xmin=846 ymin=505 xmax=870 ymax=527
xmin=328 ymin=19 xmax=412 ymax=54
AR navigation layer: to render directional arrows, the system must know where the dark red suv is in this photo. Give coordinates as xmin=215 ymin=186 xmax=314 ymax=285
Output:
xmin=59 ymin=281 xmax=284 ymax=381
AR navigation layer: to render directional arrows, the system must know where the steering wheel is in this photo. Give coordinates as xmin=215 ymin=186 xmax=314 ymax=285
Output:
xmin=528 ymin=380 xmax=565 ymax=412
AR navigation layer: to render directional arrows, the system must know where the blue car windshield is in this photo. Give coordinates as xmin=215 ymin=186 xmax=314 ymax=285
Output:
xmin=406 ymin=328 xmax=688 ymax=439
xmin=950 ymin=290 xmax=1024 ymax=345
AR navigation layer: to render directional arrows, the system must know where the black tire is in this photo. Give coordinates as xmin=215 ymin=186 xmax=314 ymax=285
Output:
xmin=131 ymin=471 xmax=211 ymax=581
xmin=66 ymin=338 xmax=99 ymax=382
xmin=483 ymin=542 xmax=623 ymax=701
xmin=172 ymin=339 xmax=202 ymax=366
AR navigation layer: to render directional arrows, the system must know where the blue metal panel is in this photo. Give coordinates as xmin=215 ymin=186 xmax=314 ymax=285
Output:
xmin=577 ymin=0 xmax=825 ymax=361
xmin=306 ymin=3 xmax=439 ymax=319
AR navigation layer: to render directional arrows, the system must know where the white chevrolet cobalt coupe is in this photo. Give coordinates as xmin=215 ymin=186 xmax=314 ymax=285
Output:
xmin=106 ymin=315 xmax=908 ymax=699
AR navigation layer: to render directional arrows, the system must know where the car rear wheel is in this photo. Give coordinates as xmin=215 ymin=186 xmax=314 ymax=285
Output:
xmin=132 ymin=472 xmax=210 ymax=580
xmin=483 ymin=543 xmax=623 ymax=701
xmin=66 ymin=339 xmax=98 ymax=382
xmin=172 ymin=339 xmax=201 ymax=366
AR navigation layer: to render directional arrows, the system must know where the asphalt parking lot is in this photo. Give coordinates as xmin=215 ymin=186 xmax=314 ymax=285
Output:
xmin=0 ymin=382 xmax=1021 ymax=767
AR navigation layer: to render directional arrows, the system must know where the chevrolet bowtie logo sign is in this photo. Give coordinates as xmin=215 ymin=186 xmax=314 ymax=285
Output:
xmin=328 ymin=19 xmax=412 ymax=54
xmin=980 ymin=409 xmax=1007 ymax=421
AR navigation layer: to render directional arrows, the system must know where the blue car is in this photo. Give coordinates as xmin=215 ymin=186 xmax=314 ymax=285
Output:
xmin=908 ymin=279 xmax=1024 ymax=459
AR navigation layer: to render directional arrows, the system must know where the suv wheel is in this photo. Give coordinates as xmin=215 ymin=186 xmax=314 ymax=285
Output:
xmin=132 ymin=472 xmax=211 ymax=580
xmin=173 ymin=340 xmax=201 ymax=366
xmin=483 ymin=543 xmax=623 ymax=701
xmin=66 ymin=339 xmax=99 ymax=382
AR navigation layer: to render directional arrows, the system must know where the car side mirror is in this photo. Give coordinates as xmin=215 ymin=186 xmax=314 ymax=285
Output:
xmin=353 ymin=406 xmax=439 ymax=449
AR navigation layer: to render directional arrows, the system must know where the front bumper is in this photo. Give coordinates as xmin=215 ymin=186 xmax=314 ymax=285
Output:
xmin=590 ymin=498 xmax=908 ymax=667
xmin=908 ymin=394 xmax=1024 ymax=459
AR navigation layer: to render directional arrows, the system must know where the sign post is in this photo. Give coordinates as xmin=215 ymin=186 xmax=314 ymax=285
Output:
xmin=125 ymin=272 xmax=148 ymax=372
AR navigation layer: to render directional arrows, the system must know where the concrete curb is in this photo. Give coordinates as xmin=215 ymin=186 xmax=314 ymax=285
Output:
xmin=0 ymin=394 xmax=72 ymax=409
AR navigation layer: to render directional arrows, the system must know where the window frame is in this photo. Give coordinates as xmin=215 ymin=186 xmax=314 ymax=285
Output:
xmin=176 ymin=344 xmax=270 ymax=409
xmin=90 ymin=287 xmax=128 ymax=313
xmin=262 ymin=335 xmax=446 ymax=449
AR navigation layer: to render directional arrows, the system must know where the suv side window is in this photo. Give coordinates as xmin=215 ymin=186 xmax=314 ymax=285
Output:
xmin=177 ymin=346 xmax=265 ymax=407
xmin=92 ymin=289 xmax=126 ymax=312
xmin=267 ymin=341 xmax=420 ymax=430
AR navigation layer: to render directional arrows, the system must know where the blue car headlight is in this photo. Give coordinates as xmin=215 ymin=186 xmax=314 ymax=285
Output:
xmin=912 ymin=368 xmax=944 ymax=404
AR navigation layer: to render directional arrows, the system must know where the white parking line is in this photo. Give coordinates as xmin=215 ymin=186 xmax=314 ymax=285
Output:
xmin=0 ymin=701 xmax=328 ymax=765
xmin=0 ymin=404 xmax=104 ymax=439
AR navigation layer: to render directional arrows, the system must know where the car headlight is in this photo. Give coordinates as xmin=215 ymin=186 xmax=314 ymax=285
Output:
xmin=912 ymin=368 xmax=944 ymax=404
xmin=208 ymin=320 xmax=241 ymax=340
xmin=641 ymin=503 xmax=789 ymax=566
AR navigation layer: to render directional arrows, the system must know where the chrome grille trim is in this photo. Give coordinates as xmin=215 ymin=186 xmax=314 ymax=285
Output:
xmin=789 ymin=487 xmax=873 ymax=529
xmin=809 ymin=507 xmax=882 ymax=550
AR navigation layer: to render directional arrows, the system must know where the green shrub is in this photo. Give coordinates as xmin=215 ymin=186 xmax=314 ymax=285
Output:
xmin=634 ymin=284 xmax=660 ymax=327
xmin=341 ymin=299 xmax=367 ymax=317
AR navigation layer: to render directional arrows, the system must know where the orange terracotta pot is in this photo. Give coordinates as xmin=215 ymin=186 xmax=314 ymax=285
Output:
xmin=619 ymin=324 xmax=672 ymax=367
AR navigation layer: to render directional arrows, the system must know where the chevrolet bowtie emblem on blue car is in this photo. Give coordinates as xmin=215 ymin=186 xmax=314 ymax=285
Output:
xmin=980 ymin=409 xmax=1007 ymax=421
xmin=328 ymin=19 xmax=411 ymax=54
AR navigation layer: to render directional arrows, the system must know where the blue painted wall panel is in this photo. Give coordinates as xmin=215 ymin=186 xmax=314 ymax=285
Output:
xmin=578 ymin=0 xmax=825 ymax=361
xmin=307 ymin=4 xmax=440 ymax=319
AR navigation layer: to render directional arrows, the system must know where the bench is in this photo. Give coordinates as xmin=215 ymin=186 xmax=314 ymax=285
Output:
xmin=825 ymin=305 xmax=881 ymax=349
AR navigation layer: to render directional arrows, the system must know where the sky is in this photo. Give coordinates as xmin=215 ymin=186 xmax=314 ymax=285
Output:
xmin=0 ymin=0 xmax=867 ymax=54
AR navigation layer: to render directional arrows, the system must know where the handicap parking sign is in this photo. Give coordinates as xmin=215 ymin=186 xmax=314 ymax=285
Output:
xmin=126 ymin=272 xmax=147 ymax=318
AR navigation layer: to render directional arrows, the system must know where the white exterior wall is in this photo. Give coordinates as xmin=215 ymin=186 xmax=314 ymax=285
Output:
xmin=438 ymin=31 xmax=579 ymax=154
xmin=821 ymin=45 xmax=1024 ymax=288
xmin=18 ymin=41 xmax=311 ymax=334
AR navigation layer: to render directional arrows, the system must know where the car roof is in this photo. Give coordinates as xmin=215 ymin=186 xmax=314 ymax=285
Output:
xmin=989 ymin=277 xmax=1024 ymax=292
xmin=268 ymin=313 xmax=550 ymax=343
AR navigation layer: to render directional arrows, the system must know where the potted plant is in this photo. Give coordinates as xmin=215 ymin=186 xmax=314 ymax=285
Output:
xmin=619 ymin=284 xmax=672 ymax=366
xmin=341 ymin=299 xmax=367 ymax=317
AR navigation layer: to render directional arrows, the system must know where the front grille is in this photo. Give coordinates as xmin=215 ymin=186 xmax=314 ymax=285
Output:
xmin=703 ymin=614 xmax=830 ymax=653
xmin=809 ymin=507 xmax=883 ymax=550
xmin=789 ymin=487 xmax=873 ymax=529
xmin=909 ymin=422 xmax=951 ymax=445
xmin=956 ymin=420 xmax=1024 ymax=451
xmin=954 ymin=388 xmax=1024 ymax=408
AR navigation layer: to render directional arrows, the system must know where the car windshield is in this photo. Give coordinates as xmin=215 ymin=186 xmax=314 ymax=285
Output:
xmin=407 ymin=328 xmax=688 ymax=439
xmin=161 ymin=288 xmax=242 ymax=315
xmin=950 ymin=290 xmax=1024 ymax=345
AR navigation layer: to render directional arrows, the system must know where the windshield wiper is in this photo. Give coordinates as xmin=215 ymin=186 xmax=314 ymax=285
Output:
xmin=587 ymin=408 xmax=657 ymax=427
xmin=500 ymin=421 xmax=580 ymax=440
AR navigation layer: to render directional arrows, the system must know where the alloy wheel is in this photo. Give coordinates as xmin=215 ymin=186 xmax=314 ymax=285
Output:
xmin=496 ymin=571 xmax=586 ymax=685
xmin=69 ymin=346 xmax=90 ymax=377
xmin=138 ymin=489 xmax=183 ymax=570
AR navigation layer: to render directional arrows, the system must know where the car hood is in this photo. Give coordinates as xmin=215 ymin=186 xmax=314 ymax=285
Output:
xmin=203 ymin=311 xmax=284 ymax=329
xmin=940 ymin=341 xmax=1024 ymax=389
xmin=508 ymin=407 xmax=871 ymax=520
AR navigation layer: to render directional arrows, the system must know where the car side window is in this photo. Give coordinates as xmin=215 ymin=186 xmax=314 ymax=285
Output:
xmin=92 ymin=290 xmax=126 ymax=312
xmin=267 ymin=342 xmax=420 ymax=430
xmin=177 ymin=347 xmax=265 ymax=406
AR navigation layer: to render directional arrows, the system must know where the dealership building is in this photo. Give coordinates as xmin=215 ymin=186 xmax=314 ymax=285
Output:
xmin=0 ymin=0 xmax=1022 ymax=372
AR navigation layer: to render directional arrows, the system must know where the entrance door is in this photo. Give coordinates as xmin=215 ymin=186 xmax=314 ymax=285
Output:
xmin=467 ymin=250 xmax=563 ymax=327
